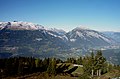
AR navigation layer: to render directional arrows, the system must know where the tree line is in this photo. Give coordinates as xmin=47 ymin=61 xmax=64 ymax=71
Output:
xmin=0 ymin=50 xmax=119 ymax=79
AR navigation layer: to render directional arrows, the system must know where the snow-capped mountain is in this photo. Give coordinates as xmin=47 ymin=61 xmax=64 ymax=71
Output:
xmin=66 ymin=27 xmax=114 ymax=48
xmin=0 ymin=21 xmax=71 ymax=58
xmin=0 ymin=21 xmax=116 ymax=49
xmin=0 ymin=21 xmax=118 ymax=60
xmin=0 ymin=21 xmax=41 ymax=30
xmin=0 ymin=21 xmax=68 ymax=40
xmin=0 ymin=21 xmax=68 ymax=41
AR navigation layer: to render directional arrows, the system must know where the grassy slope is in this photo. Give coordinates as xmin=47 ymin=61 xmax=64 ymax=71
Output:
xmin=94 ymin=69 xmax=120 ymax=79
xmin=57 ymin=63 xmax=84 ymax=75
xmin=3 ymin=63 xmax=120 ymax=79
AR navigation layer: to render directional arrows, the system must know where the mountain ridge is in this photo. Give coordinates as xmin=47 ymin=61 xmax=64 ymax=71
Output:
xmin=0 ymin=21 xmax=120 ymax=62
xmin=0 ymin=21 xmax=117 ymax=47
xmin=66 ymin=27 xmax=115 ymax=48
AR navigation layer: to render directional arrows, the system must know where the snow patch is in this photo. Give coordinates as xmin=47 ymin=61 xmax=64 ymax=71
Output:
xmin=76 ymin=31 xmax=84 ymax=37
xmin=36 ymin=38 xmax=42 ymax=41
xmin=70 ymin=39 xmax=76 ymax=42
xmin=48 ymin=32 xmax=58 ymax=37
xmin=74 ymin=26 xmax=90 ymax=31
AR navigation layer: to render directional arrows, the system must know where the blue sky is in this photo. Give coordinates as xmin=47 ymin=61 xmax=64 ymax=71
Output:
xmin=0 ymin=0 xmax=120 ymax=32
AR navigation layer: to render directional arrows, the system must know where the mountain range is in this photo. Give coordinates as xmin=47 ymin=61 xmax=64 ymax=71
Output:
xmin=0 ymin=21 xmax=120 ymax=64
xmin=66 ymin=27 xmax=115 ymax=48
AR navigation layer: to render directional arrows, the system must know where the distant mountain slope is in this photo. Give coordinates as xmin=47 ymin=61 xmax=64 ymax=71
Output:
xmin=0 ymin=21 xmax=118 ymax=60
xmin=66 ymin=27 xmax=114 ymax=48
xmin=102 ymin=31 xmax=120 ymax=44
xmin=0 ymin=21 xmax=69 ymax=58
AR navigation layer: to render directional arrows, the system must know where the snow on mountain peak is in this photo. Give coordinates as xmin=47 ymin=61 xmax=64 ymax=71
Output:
xmin=67 ymin=27 xmax=114 ymax=45
xmin=73 ymin=26 xmax=90 ymax=31
xmin=0 ymin=21 xmax=66 ymax=35
xmin=0 ymin=21 xmax=43 ymax=30
xmin=49 ymin=28 xmax=66 ymax=35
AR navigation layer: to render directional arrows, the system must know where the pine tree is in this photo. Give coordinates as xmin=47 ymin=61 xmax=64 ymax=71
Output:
xmin=47 ymin=58 xmax=56 ymax=75
xmin=82 ymin=51 xmax=107 ymax=77
xmin=91 ymin=51 xmax=95 ymax=77
xmin=43 ymin=58 xmax=49 ymax=71
xmin=77 ymin=57 xmax=83 ymax=65
xmin=95 ymin=50 xmax=106 ymax=76
xmin=18 ymin=58 xmax=24 ymax=75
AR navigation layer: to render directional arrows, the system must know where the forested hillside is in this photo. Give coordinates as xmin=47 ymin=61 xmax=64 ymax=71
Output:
xmin=0 ymin=51 xmax=120 ymax=79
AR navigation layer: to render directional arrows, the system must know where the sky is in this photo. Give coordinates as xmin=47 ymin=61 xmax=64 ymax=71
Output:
xmin=0 ymin=0 xmax=120 ymax=32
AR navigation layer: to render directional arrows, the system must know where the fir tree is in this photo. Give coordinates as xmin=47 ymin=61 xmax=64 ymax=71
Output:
xmin=47 ymin=58 xmax=56 ymax=75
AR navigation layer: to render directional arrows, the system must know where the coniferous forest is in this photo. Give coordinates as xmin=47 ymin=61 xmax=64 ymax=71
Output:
xmin=0 ymin=50 xmax=120 ymax=79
